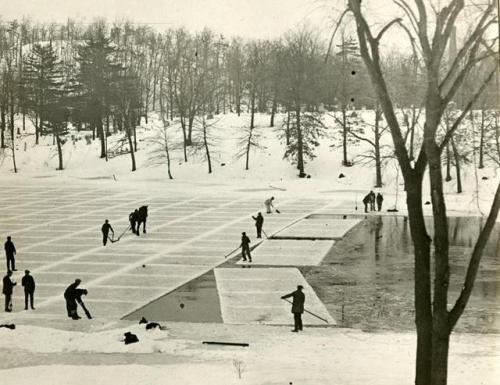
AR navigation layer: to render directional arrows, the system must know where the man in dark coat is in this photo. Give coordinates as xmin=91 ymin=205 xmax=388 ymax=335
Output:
xmin=252 ymin=212 xmax=264 ymax=238
xmin=369 ymin=190 xmax=376 ymax=211
xmin=240 ymin=232 xmax=252 ymax=262
xmin=21 ymin=270 xmax=35 ymax=310
xmin=2 ymin=270 xmax=16 ymax=312
xmin=101 ymin=219 xmax=114 ymax=246
xmin=64 ymin=279 xmax=81 ymax=319
xmin=281 ymin=285 xmax=305 ymax=332
xmin=362 ymin=193 xmax=371 ymax=213
xmin=4 ymin=236 xmax=17 ymax=271
xmin=376 ymin=193 xmax=384 ymax=212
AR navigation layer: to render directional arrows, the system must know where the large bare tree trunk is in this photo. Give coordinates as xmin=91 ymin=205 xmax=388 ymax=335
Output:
xmin=406 ymin=177 xmax=433 ymax=385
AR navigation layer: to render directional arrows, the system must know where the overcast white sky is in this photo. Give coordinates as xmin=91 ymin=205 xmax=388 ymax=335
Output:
xmin=1 ymin=0 xmax=339 ymax=39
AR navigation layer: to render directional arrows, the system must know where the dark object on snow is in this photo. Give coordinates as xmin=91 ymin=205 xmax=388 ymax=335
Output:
xmin=145 ymin=322 xmax=160 ymax=330
xmin=220 ymin=163 xmax=226 ymax=166
xmin=129 ymin=206 xmax=148 ymax=236
xmin=425 ymin=201 xmax=431 ymax=205
xmin=482 ymin=176 xmax=488 ymax=180
xmin=343 ymin=215 xmax=347 ymax=219
xmin=139 ymin=317 xmax=148 ymax=324
xmin=306 ymin=174 xmax=311 ymax=179
xmin=146 ymin=322 xmax=167 ymax=330
xmin=387 ymin=208 xmax=399 ymax=212
xmin=338 ymin=173 xmax=345 ymax=178
xmin=0 ymin=323 xmax=15 ymax=329
xmin=202 ymin=341 xmax=249 ymax=347
xmin=124 ymin=331 xmax=139 ymax=345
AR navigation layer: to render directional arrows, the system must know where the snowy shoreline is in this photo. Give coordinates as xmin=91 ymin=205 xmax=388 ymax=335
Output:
xmin=0 ymin=321 xmax=498 ymax=385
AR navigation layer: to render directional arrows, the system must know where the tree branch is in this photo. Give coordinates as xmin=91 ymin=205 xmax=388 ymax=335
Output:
xmin=349 ymin=130 xmax=376 ymax=147
xmin=393 ymin=0 xmax=419 ymax=37
xmin=439 ymin=5 xmax=496 ymax=94
xmin=413 ymin=0 xmax=432 ymax=61
xmin=439 ymin=64 xmax=498 ymax=152
xmin=375 ymin=18 xmax=403 ymax=41
xmin=325 ymin=9 xmax=349 ymax=63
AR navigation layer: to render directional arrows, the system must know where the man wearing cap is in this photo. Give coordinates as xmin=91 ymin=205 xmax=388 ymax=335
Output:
xmin=281 ymin=285 xmax=305 ymax=332
xmin=4 ymin=236 xmax=17 ymax=271
xmin=64 ymin=279 xmax=82 ymax=319
xmin=101 ymin=219 xmax=114 ymax=246
xmin=21 ymin=270 xmax=35 ymax=310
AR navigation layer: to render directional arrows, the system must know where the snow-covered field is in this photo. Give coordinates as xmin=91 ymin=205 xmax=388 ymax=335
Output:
xmin=1 ymin=321 xmax=498 ymax=385
xmin=0 ymin=111 xmax=498 ymax=384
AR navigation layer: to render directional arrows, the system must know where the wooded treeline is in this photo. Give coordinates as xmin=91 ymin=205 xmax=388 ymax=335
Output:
xmin=0 ymin=18 xmax=498 ymax=176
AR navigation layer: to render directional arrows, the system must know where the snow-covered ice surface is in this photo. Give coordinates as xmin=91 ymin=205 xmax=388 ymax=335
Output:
xmin=0 ymin=185 xmax=333 ymax=322
xmin=214 ymin=267 xmax=335 ymax=325
xmin=236 ymin=239 xmax=334 ymax=266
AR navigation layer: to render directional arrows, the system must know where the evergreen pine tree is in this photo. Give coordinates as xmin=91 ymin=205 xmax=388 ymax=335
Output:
xmin=76 ymin=29 xmax=121 ymax=158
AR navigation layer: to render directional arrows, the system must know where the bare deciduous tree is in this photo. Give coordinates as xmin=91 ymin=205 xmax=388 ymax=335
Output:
xmin=347 ymin=1 xmax=499 ymax=384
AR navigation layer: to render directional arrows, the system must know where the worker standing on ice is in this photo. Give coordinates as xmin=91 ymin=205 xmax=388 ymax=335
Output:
xmin=21 ymin=270 xmax=35 ymax=310
xmin=252 ymin=212 xmax=264 ymax=238
xmin=369 ymin=191 xmax=376 ymax=211
xmin=264 ymin=196 xmax=275 ymax=214
xmin=240 ymin=232 xmax=252 ymax=262
xmin=2 ymin=270 xmax=16 ymax=312
xmin=4 ymin=236 xmax=17 ymax=271
xmin=281 ymin=285 xmax=305 ymax=332
xmin=101 ymin=219 xmax=114 ymax=246
xmin=376 ymin=193 xmax=384 ymax=212
xmin=362 ymin=193 xmax=371 ymax=213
